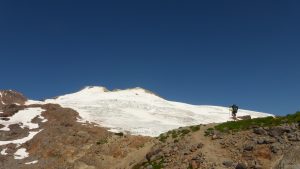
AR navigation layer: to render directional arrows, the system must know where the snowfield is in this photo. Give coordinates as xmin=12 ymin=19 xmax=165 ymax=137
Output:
xmin=45 ymin=86 xmax=273 ymax=137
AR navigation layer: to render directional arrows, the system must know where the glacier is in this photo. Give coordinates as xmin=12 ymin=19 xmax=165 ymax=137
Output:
xmin=44 ymin=86 xmax=273 ymax=137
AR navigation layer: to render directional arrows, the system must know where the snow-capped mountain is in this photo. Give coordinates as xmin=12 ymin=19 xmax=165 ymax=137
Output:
xmin=44 ymin=86 xmax=273 ymax=136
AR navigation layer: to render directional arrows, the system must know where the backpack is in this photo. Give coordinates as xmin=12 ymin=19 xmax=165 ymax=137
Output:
xmin=232 ymin=105 xmax=238 ymax=112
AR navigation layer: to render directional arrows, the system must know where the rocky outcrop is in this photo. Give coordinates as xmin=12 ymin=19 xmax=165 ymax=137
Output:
xmin=135 ymin=121 xmax=300 ymax=169
xmin=0 ymin=90 xmax=27 ymax=109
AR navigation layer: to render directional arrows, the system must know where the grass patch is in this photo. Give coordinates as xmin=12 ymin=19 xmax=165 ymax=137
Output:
xmin=157 ymin=127 xmax=193 ymax=142
xmin=214 ymin=111 xmax=300 ymax=132
xmin=189 ymin=125 xmax=200 ymax=132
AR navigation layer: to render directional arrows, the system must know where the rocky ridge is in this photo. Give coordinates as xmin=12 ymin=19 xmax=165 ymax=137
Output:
xmin=0 ymin=90 xmax=154 ymax=169
xmin=135 ymin=121 xmax=300 ymax=169
xmin=0 ymin=90 xmax=27 ymax=108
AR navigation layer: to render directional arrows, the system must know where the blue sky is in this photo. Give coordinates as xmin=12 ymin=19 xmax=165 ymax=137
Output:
xmin=0 ymin=0 xmax=299 ymax=115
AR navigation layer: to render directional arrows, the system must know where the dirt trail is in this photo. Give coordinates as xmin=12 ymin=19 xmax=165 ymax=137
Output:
xmin=111 ymin=141 xmax=155 ymax=169
xmin=193 ymin=125 xmax=230 ymax=167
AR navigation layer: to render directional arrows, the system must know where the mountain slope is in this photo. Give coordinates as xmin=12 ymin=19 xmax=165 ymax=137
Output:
xmin=44 ymin=86 xmax=273 ymax=136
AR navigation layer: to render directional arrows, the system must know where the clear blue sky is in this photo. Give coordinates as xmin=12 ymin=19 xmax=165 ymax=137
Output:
xmin=0 ymin=0 xmax=299 ymax=115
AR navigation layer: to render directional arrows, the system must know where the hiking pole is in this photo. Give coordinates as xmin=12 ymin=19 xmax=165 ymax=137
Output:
xmin=229 ymin=106 xmax=231 ymax=119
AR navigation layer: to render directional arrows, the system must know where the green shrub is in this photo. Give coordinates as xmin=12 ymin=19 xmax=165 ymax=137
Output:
xmin=151 ymin=158 xmax=165 ymax=169
xmin=158 ymin=134 xmax=168 ymax=142
xmin=171 ymin=130 xmax=178 ymax=138
xmin=180 ymin=129 xmax=190 ymax=136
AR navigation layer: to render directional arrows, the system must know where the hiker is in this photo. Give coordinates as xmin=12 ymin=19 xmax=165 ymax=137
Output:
xmin=230 ymin=104 xmax=239 ymax=119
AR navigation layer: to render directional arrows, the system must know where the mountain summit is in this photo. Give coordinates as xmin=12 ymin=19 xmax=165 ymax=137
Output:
xmin=44 ymin=86 xmax=273 ymax=136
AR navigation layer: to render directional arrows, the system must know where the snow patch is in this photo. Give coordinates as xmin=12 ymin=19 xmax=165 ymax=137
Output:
xmin=25 ymin=100 xmax=45 ymax=105
xmin=25 ymin=160 xmax=38 ymax=164
xmin=14 ymin=148 xmax=29 ymax=159
xmin=0 ymin=107 xmax=46 ymax=131
xmin=1 ymin=148 xmax=8 ymax=155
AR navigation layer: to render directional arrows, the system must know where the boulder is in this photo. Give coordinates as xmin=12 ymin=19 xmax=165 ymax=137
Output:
xmin=268 ymin=126 xmax=294 ymax=137
xmin=212 ymin=131 xmax=222 ymax=140
xmin=238 ymin=115 xmax=251 ymax=120
xmin=253 ymin=128 xmax=267 ymax=135
xmin=197 ymin=143 xmax=204 ymax=149
xmin=235 ymin=163 xmax=247 ymax=169
xmin=268 ymin=127 xmax=286 ymax=137
xmin=264 ymin=138 xmax=276 ymax=144
xmin=244 ymin=144 xmax=254 ymax=151
xmin=223 ymin=160 xmax=233 ymax=167
xmin=77 ymin=131 xmax=90 ymax=138
xmin=256 ymin=138 xmax=265 ymax=144
xmin=146 ymin=165 xmax=153 ymax=169
xmin=270 ymin=143 xmax=281 ymax=154
xmin=146 ymin=148 xmax=161 ymax=161
xmin=190 ymin=160 xmax=199 ymax=169
xmin=74 ymin=161 xmax=96 ymax=169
